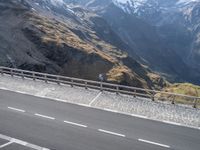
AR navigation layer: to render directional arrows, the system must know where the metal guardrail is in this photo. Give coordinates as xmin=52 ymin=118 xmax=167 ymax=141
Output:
xmin=0 ymin=66 xmax=199 ymax=108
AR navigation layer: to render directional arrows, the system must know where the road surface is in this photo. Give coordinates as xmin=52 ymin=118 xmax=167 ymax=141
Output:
xmin=0 ymin=89 xmax=199 ymax=150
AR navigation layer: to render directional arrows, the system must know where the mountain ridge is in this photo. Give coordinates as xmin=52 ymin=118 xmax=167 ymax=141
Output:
xmin=71 ymin=0 xmax=200 ymax=84
xmin=0 ymin=0 xmax=167 ymax=89
xmin=1 ymin=0 xmax=200 ymax=88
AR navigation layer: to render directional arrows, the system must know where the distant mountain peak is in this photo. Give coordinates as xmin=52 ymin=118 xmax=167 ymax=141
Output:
xmin=46 ymin=0 xmax=64 ymax=6
xmin=112 ymin=0 xmax=200 ymax=15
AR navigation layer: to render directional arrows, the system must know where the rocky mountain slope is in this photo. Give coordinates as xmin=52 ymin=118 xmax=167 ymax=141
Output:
xmin=0 ymin=0 xmax=166 ymax=89
xmin=113 ymin=0 xmax=200 ymax=84
xmin=64 ymin=0 xmax=200 ymax=84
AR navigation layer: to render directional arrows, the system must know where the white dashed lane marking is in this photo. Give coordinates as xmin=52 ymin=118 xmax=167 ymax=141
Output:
xmin=64 ymin=120 xmax=87 ymax=128
xmin=98 ymin=129 xmax=125 ymax=137
xmin=34 ymin=113 xmax=55 ymax=120
xmin=5 ymin=106 xmax=173 ymax=149
xmin=8 ymin=106 xmax=25 ymax=113
xmin=138 ymin=139 xmax=170 ymax=148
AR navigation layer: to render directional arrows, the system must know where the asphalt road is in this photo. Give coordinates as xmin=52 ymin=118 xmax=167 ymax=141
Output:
xmin=0 ymin=89 xmax=200 ymax=150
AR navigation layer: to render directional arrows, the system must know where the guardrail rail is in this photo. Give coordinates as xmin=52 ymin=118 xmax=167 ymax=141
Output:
xmin=0 ymin=66 xmax=199 ymax=108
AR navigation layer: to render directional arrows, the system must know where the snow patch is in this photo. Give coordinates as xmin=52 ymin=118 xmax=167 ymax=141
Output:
xmin=50 ymin=0 xmax=64 ymax=5
xmin=113 ymin=0 xmax=147 ymax=13
xmin=113 ymin=0 xmax=200 ymax=14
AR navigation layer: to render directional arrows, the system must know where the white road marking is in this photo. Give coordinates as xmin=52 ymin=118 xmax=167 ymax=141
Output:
xmin=27 ymin=143 xmax=42 ymax=150
xmin=0 ymin=134 xmax=12 ymax=141
xmin=54 ymin=98 xmax=67 ymax=103
xmin=77 ymin=103 xmax=90 ymax=107
xmin=138 ymin=139 xmax=170 ymax=148
xmin=162 ymin=121 xmax=181 ymax=126
xmin=0 ymin=87 xmax=8 ymax=90
xmin=104 ymin=108 xmax=118 ymax=113
xmin=131 ymin=114 xmax=148 ymax=119
xmin=0 ymin=141 xmax=13 ymax=148
xmin=64 ymin=120 xmax=87 ymax=128
xmin=16 ymin=91 xmax=27 ymax=94
xmin=89 ymin=92 xmax=102 ymax=106
xmin=34 ymin=113 xmax=55 ymax=120
xmin=42 ymin=148 xmax=50 ymax=150
xmin=8 ymin=107 xmax=25 ymax=113
xmin=11 ymin=138 xmax=27 ymax=146
xmin=0 ymin=133 xmax=50 ymax=150
xmin=98 ymin=129 xmax=125 ymax=137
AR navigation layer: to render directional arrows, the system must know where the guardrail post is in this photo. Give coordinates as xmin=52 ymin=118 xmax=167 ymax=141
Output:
xmin=193 ymin=98 xmax=197 ymax=108
xmin=33 ymin=73 xmax=35 ymax=81
xmin=171 ymin=95 xmax=175 ymax=105
xmin=57 ymin=77 xmax=60 ymax=85
xmin=100 ymin=82 xmax=103 ymax=91
xmin=85 ymin=81 xmax=88 ymax=89
xmin=44 ymin=75 xmax=47 ymax=83
xmin=133 ymin=89 xmax=136 ymax=98
xmin=151 ymin=91 xmax=155 ymax=101
xmin=71 ymin=79 xmax=74 ymax=87
xmin=21 ymin=71 xmax=24 ymax=79
xmin=10 ymin=69 xmax=13 ymax=77
xmin=116 ymin=86 xmax=119 ymax=95
xmin=0 ymin=68 xmax=3 ymax=75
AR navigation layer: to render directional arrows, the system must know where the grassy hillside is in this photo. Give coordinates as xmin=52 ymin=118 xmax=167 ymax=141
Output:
xmin=156 ymin=83 xmax=200 ymax=108
xmin=163 ymin=83 xmax=200 ymax=97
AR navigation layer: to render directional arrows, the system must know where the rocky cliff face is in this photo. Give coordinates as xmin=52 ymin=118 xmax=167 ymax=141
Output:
xmin=0 ymin=0 xmax=166 ymax=89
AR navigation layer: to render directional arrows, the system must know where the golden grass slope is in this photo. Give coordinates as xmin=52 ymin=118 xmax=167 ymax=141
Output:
xmin=155 ymin=83 xmax=200 ymax=107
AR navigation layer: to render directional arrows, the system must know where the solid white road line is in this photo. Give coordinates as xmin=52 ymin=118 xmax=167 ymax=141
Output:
xmin=0 ymin=141 xmax=13 ymax=148
xmin=98 ymin=129 xmax=125 ymax=137
xmin=42 ymin=148 xmax=50 ymax=150
xmin=138 ymin=139 xmax=170 ymax=148
xmin=0 ymin=87 xmax=8 ymax=90
xmin=34 ymin=113 xmax=55 ymax=120
xmin=8 ymin=106 xmax=25 ymax=113
xmin=0 ymin=134 xmax=11 ymax=141
xmin=64 ymin=120 xmax=87 ymax=128
xmin=89 ymin=92 xmax=102 ymax=106
xmin=104 ymin=108 xmax=118 ymax=113
xmin=0 ymin=133 xmax=50 ymax=150
xmin=54 ymin=98 xmax=67 ymax=103
xmin=131 ymin=114 xmax=148 ymax=119
xmin=162 ymin=121 xmax=181 ymax=126
xmin=11 ymin=138 xmax=27 ymax=146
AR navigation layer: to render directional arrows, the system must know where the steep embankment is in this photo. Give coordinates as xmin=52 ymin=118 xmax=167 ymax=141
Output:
xmin=0 ymin=0 xmax=166 ymax=89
